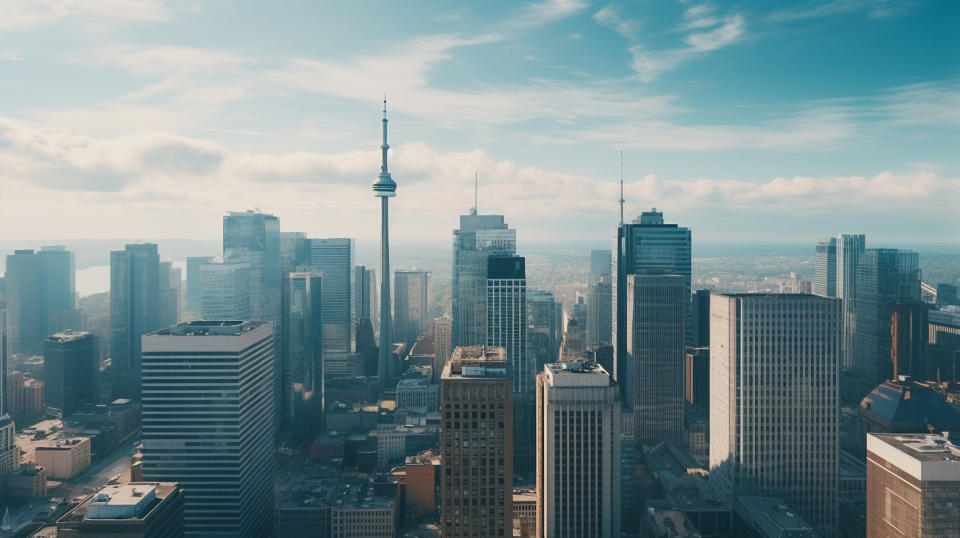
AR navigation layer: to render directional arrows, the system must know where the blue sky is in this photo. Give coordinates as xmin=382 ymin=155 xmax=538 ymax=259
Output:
xmin=0 ymin=0 xmax=958 ymax=243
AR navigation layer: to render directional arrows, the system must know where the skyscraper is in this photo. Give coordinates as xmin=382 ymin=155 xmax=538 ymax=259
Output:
xmin=4 ymin=250 xmax=40 ymax=355
xmin=353 ymin=265 xmax=377 ymax=329
xmin=394 ymin=270 xmax=429 ymax=344
xmin=43 ymin=331 xmax=97 ymax=416
xmin=536 ymin=362 xmax=620 ymax=538
xmin=836 ymin=233 xmax=865 ymax=371
xmin=285 ymin=273 xmax=323 ymax=437
xmin=307 ymin=238 xmax=355 ymax=355
xmin=0 ymin=301 xmax=7 ymax=414
xmin=586 ymin=276 xmax=612 ymax=348
xmin=625 ymin=271 xmax=685 ymax=444
xmin=184 ymin=256 xmax=214 ymax=316
xmin=814 ymin=237 xmax=838 ymax=298
xmin=110 ymin=243 xmax=161 ymax=400
xmin=440 ymin=346 xmax=512 ymax=537
xmin=372 ymin=99 xmax=397 ymax=387
xmin=141 ymin=321 xmax=275 ymax=537
xmin=710 ymin=293 xmax=840 ymax=536
xmin=4 ymin=247 xmax=77 ymax=355
xmin=590 ymin=249 xmax=612 ymax=283
xmin=222 ymin=211 xmax=281 ymax=327
xmin=613 ymin=209 xmax=691 ymax=402
xmin=850 ymin=248 xmax=921 ymax=401
xmin=199 ymin=263 xmax=252 ymax=321
xmin=451 ymin=211 xmax=516 ymax=349
xmin=159 ymin=261 xmax=180 ymax=328
xmin=433 ymin=315 xmax=451 ymax=384
xmin=691 ymin=288 xmax=711 ymax=347
xmin=486 ymin=256 xmax=532 ymax=478
xmin=528 ymin=290 xmax=561 ymax=372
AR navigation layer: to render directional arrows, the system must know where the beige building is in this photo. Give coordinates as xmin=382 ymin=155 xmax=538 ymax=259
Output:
xmin=867 ymin=432 xmax=960 ymax=537
xmin=433 ymin=316 xmax=452 ymax=384
xmin=440 ymin=346 xmax=513 ymax=538
xmin=35 ymin=437 xmax=90 ymax=479
xmin=536 ymin=362 xmax=620 ymax=537
xmin=512 ymin=489 xmax=536 ymax=538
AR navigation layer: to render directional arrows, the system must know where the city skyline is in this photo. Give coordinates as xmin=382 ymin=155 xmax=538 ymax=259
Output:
xmin=0 ymin=1 xmax=957 ymax=242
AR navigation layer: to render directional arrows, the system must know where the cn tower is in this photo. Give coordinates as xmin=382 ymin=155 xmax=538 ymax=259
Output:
xmin=372 ymin=98 xmax=396 ymax=386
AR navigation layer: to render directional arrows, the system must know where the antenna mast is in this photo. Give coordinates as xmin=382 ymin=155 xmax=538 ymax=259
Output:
xmin=619 ymin=150 xmax=624 ymax=226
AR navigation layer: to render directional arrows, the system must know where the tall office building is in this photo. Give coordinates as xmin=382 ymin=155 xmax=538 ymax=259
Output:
xmin=141 ymin=321 xmax=275 ymax=537
xmin=433 ymin=315 xmax=451 ymax=384
xmin=354 ymin=265 xmax=377 ymax=330
xmin=613 ymin=209 xmax=691 ymax=402
xmin=110 ymin=243 xmax=161 ymax=400
xmin=624 ymin=271 xmax=685 ymax=443
xmin=691 ymin=289 xmax=711 ymax=347
xmin=184 ymin=256 xmax=214 ymax=316
xmin=199 ymin=263 xmax=252 ymax=321
xmin=451 ymin=212 xmax=516 ymax=349
xmin=307 ymin=238 xmax=355 ymax=354
xmin=43 ymin=331 xmax=97 ymax=416
xmin=850 ymin=249 xmax=921 ymax=401
xmin=586 ymin=276 xmax=612 ymax=348
xmin=836 ymin=233 xmax=866 ymax=371
xmin=159 ymin=261 xmax=181 ymax=328
xmin=4 ymin=247 xmax=77 ymax=355
xmin=710 ymin=293 xmax=840 ymax=536
xmin=440 ymin=346 xmax=513 ymax=537
xmin=486 ymin=256 xmax=532 ymax=478
xmin=285 ymin=273 xmax=323 ymax=437
xmin=395 ymin=270 xmax=429 ymax=344
xmin=536 ymin=362 xmax=620 ymax=537
xmin=866 ymin=432 xmax=960 ymax=537
xmin=3 ymin=250 xmax=40 ymax=355
xmin=0 ymin=302 xmax=7 ymax=414
xmin=222 ymin=211 xmax=281 ymax=326
xmin=814 ymin=238 xmax=838 ymax=298
xmin=528 ymin=290 xmax=561 ymax=372
xmin=590 ymin=249 xmax=612 ymax=283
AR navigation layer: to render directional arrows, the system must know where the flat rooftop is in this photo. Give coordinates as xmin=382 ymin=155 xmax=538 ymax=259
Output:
xmin=47 ymin=330 xmax=92 ymax=343
xmin=148 ymin=320 xmax=266 ymax=336
xmin=443 ymin=346 xmax=508 ymax=379
xmin=58 ymin=482 xmax=180 ymax=523
xmin=544 ymin=361 xmax=611 ymax=387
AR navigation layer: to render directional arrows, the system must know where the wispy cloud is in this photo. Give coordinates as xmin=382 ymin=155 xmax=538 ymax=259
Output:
xmin=0 ymin=51 xmax=24 ymax=61
xmin=0 ymin=0 xmax=170 ymax=31
xmin=766 ymin=0 xmax=914 ymax=23
xmin=593 ymin=5 xmax=642 ymax=40
xmin=506 ymin=0 xmax=589 ymax=31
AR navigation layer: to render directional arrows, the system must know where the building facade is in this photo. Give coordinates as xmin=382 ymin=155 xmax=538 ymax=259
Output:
xmin=836 ymin=233 xmax=866 ymax=372
xmin=308 ymin=238 xmax=355 ymax=354
xmin=814 ymin=237 xmax=838 ymax=298
xmin=285 ymin=273 xmax=324 ymax=437
xmin=433 ymin=316 xmax=452 ymax=384
xmin=110 ymin=243 xmax=161 ymax=400
xmin=43 ymin=330 xmax=97 ymax=416
xmin=866 ymin=432 xmax=960 ymax=537
xmin=451 ymin=213 xmax=516 ymax=349
xmin=394 ymin=270 xmax=429 ymax=344
xmin=613 ymin=209 xmax=691 ymax=405
xmin=536 ymin=362 xmax=620 ymax=537
xmin=440 ymin=346 xmax=513 ymax=537
xmin=141 ymin=321 xmax=275 ymax=537
xmin=199 ymin=262 xmax=252 ymax=320
xmin=625 ymin=272 xmax=685 ymax=444
xmin=710 ymin=293 xmax=841 ymax=536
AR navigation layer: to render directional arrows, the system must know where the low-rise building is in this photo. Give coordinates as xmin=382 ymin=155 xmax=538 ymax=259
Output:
xmin=733 ymin=496 xmax=817 ymax=537
xmin=512 ymin=489 xmax=536 ymax=538
xmin=396 ymin=378 xmax=439 ymax=411
xmin=6 ymin=463 xmax=47 ymax=498
xmin=400 ymin=451 xmax=438 ymax=518
xmin=275 ymin=473 xmax=398 ymax=538
xmin=35 ymin=437 xmax=90 ymax=479
xmin=55 ymin=482 xmax=184 ymax=537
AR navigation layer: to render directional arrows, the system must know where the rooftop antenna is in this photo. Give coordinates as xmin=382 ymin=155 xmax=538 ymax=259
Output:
xmin=618 ymin=150 xmax=624 ymax=226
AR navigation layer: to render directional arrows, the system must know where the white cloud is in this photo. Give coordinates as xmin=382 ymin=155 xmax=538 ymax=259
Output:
xmin=0 ymin=115 xmax=955 ymax=241
xmin=0 ymin=51 xmax=24 ymax=61
xmin=593 ymin=5 xmax=641 ymax=40
xmin=506 ymin=0 xmax=588 ymax=30
xmin=0 ymin=0 xmax=170 ymax=31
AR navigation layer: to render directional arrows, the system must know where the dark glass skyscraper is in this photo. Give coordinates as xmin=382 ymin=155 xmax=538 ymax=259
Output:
xmin=850 ymin=248 xmax=921 ymax=401
xmin=110 ymin=243 xmax=161 ymax=400
xmin=307 ymin=238 xmax=355 ymax=354
xmin=285 ymin=272 xmax=323 ymax=438
xmin=43 ymin=330 xmax=97 ymax=416
xmin=613 ymin=209 xmax=691 ymax=405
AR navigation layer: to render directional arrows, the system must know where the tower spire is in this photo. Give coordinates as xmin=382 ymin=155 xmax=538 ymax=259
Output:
xmin=619 ymin=150 xmax=624 ymax=226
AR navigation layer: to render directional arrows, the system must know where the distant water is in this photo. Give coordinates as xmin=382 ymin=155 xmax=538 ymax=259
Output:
xmin=78 ymin=261 xmax=185 ymax=298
